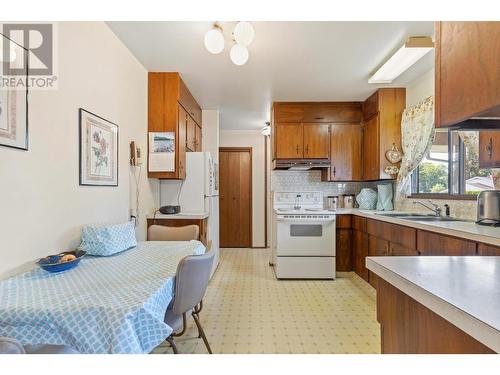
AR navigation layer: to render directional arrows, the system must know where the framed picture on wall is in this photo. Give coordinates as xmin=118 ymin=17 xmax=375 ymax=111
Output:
xmin=0 ymin=33 xmax=29 ymax=151
xmin=79 ymin=108 xmax=118 ymax=186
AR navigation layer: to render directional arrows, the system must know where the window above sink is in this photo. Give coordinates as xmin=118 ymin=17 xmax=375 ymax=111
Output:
xmin=411 ymin=129 xmax=498 ymax=198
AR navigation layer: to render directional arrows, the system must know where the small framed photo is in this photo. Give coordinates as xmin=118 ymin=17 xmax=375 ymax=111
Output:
xmin=79 ymin=108 xmax=118 ymax=186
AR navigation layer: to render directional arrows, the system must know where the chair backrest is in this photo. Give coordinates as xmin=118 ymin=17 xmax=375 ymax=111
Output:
xmin=171 ymin=249 xmax=215 ymax=315
xmin=148 ymin=225 xmax=199 ymax=241
xmin=0 ymin=337 xmax=26 ymax=354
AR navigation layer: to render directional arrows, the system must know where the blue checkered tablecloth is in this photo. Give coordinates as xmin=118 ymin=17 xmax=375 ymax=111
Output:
xmin=0 ymin=241 xmax=205 ymax=354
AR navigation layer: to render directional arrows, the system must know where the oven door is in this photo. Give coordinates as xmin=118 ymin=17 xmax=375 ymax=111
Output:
xmin=276 ymin=218 xmax=335 ymax=257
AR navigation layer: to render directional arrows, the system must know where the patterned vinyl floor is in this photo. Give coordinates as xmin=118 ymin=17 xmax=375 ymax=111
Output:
xmin=152 ymin=248 xmax=380 ymax=354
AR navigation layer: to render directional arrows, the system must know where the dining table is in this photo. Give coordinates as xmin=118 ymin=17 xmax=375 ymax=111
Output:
xmin=0 ymin=240 xmax=205 ymax=354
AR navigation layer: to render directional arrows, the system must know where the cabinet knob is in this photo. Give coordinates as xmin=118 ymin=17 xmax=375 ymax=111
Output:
xmin=296 ymin=145 xmax=299 ymax=154
xmin=305 ymin=145 xmax=309 ymax=155
xmin=333 ymin=166 xmax=336 ymax=177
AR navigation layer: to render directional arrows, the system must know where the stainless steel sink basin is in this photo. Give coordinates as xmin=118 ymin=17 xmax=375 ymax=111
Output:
xmin=399 ymin=216 xmax=466 ymax=222
xmin=374 ymin=213 xmax=429 ymax=217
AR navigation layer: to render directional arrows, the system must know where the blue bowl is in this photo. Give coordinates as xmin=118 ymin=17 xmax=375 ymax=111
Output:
xmin=37 ymin=250 xmax=86 ymax=273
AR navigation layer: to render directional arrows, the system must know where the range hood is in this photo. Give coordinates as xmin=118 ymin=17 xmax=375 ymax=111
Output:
xmin=274 ymin=159 xmax=330 ymax=171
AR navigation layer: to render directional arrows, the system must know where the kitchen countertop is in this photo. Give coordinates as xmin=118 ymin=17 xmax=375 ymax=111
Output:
xmin=366 ymin=256 xmax=500 ymax=353
xmin=147 ymin=212 xmax=209 ymax=220
xmin=334 ymin=208 xmax=500 ymax=247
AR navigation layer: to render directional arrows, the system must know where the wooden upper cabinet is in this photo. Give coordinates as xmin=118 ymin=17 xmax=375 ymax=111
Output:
xmin=362 ymin=88 xmax=405 ymax=180
xmin=195 ymin=125 xmax=202 ymax=152
xmin=275 ymin=123 xmax=303 ymax=158
xmin=363 ymin=114 xmax=379 ymax=181
xmin=186 ymin=115 xmax=197 ymax=152
xmin=435 ymin=22 xmax=500 ymax=127
xmin=303 ymin=123 xmax=330 ymax=159
xmin=148 ymin=72 xmax=202 ymax=179
xmin=179 ymin=78 xmax=202 ymax=126
xmin=322 ymin=124 xmax=362 ymax=181
xmin=274 ymin=102 xmax=362 ymax=123
xmin=479 ymin=131 xmax=500 ymax=168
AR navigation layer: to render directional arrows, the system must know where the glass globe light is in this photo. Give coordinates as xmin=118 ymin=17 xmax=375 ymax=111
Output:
xmin=204 ymin=27 xmax=224 ymax=54
xmin=230 ymin=44 xmax=249 ymax=66
xmin=233 ymin=21 xmax=255 ymax=46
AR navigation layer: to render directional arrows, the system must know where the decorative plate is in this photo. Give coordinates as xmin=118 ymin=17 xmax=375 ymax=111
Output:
xmin=385 ymin=143 xmax=403 ymax=164
xmin=384 ymin=165 xmax=400 ymax=176
xmin=37 ymin=249 xmax=86 ymax=273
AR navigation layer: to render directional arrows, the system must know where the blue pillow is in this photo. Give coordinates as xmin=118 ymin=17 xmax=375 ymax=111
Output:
xmin=80 ymin=221 xmax=137 ymax=256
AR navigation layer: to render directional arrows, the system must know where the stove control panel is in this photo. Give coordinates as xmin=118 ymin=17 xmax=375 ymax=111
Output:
xmin=274 ymin=191 xmax=322 ymax=206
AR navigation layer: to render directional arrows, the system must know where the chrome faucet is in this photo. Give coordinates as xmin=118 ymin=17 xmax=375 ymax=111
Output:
xmin=413 ymin=200 xmax=442 ymax=217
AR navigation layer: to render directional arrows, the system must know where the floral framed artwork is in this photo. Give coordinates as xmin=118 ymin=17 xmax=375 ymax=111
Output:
xmin=79 ymin=108 xmax=118 ymax=186
xmin=0 ymin=33 xmax=29 ymax=151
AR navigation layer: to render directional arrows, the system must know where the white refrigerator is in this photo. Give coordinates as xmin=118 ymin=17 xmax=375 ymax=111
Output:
xmin=159 ymin=152 xmax=219 ymax=276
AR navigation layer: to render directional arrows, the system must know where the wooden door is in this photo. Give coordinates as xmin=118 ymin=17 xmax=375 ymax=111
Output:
xmin=329 ymin=124 xmax=362 ymax=180
xmin=363 ymin=114 xmax=379 ymax=180
xmin=275 ymin=123 xmax=303 ymax=158
xmin=177 ymin=104 xmax=187 ymax=179
xmin=186 ymin=114 xmax=196 ymax=152
xmin=195 ymin=125 xmax=202 ymax=152
xmin=479 ymin=131 xmax=500 ymax=168
xmin=303 ymin=123 xmax=330 ymax=159
xmin=219 ymin=148 xmax=252 ymax=248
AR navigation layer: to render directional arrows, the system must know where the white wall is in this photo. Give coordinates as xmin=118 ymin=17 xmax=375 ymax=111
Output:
xmin=202 ymin=110 xmax=220 ymax=163
xmin=0 ymin=22 xmax=158 ymax=279
xmin=220 ymin=130 xmax=266 ymax=247
xmin=406 ymin=68 xmax=435 ymax=107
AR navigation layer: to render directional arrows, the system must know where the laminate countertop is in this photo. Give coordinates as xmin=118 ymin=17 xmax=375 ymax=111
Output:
xmin=335 ymin=209 xmax=500 ymax=247
xmin=366 ymin=256 xmax=500 ymax=353
xmin=147 ymin=212 xmax=209 ymax=220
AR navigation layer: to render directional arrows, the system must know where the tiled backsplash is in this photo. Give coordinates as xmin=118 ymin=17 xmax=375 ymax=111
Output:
xmin=271 ymin=171 xmax=380 ymax=197
xmin=271 ymin=171 xmax=478 ymax=220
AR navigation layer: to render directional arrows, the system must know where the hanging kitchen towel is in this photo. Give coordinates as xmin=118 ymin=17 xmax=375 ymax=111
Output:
xmin=377 ymin=184 xmax=394 ymax=211
xmin=356 ymin=188 xmax=377 ymax=210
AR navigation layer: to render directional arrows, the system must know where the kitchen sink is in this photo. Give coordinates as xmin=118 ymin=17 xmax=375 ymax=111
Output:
xmin=399 ymin=216 xmax=466 ymax=222
xmin=375 ymin=213 xmax=430 ymax=217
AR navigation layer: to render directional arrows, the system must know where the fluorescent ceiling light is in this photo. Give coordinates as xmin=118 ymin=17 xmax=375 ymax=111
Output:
xmin=369 ymin=37 xmax=434 ymax=84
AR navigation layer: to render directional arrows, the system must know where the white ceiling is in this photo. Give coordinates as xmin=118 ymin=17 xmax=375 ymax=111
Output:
xmin=107 ymin=21 xmax=435 ymax=130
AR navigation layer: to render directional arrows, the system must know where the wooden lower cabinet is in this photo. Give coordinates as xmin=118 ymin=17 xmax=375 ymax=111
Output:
xmin=417 ymin=230 xmax=477 ymax=256
xmin=477 ymin=243 xmax=500 ymax=255
xmin=336 ymin=215 xmax=352 ymax=272
xmin=377 ymin=278 xmax=495 ymax=353
xmin=368 ymin=235 xmax=389 ymax=288
xmin=146 ymin=218 xmax=207 ymax=245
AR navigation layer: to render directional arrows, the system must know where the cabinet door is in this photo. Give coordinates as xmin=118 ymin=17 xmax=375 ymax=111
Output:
xmin=362 ymin=114 xmax=379 ymax=180
xmin=330 ymin=124 xmax=362 ymax=180
xmin=479 ymin=131 xmax=500 ymax=168
xmin=336 ymin=228 xmax=352 ymax=272
xmin=390 ymin=243 xmax=419 ymax=256
xmin=477 ymin=243 xmax=500 ymax=256
xmin=195 ymin=124 xmax=202 ymax=151
xmin=275 ymin=123 xmax=303 ymax=158
xmin=435 ymin=22 xmax=500 ymax=127
xmin=368 ymin=235 xmax=389 ymax=288
xmin=177 ymin=105 xmax=187 ymax=178
xmin=303 ymin=123 xmax=330 ymax=159
xmin=352 ymin=229 xmax=369 ymax=282
xmin=417 ymin=230 xmax=477 ymax=256
xmin=186 ymin=115 xmax=196 ymax=152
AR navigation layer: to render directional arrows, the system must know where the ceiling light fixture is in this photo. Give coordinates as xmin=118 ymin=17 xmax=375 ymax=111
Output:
xmin=369 ymin=36 xmax=434 ymax=84
xmin=233 ymin=21 xmax=255 ymax=46
xmin=204 ymin=21 xmax=255 ymax=66
xmin=204 ymin=24 xmax=224 ymax=54
xmin=230 ymin=43 xmax=249 ymax=66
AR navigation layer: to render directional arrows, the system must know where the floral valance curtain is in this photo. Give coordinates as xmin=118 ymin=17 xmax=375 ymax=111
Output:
xmin=397 ymin=96 xmax=435 ymax=194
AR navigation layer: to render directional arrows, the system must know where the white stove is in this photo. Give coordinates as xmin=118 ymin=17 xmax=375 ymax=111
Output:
xmin=271 ymin=192 xmax=336 ymax=279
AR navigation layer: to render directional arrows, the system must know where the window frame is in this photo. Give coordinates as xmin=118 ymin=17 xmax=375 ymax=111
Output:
xmin=409 ymin=130 xmax=479 ymax=199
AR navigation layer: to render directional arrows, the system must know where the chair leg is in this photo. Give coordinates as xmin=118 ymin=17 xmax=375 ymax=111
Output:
xmin=166 ymin=336 xmax=179 ymax=354
xmin=192 ymin=312 xmax=212 ymax=354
